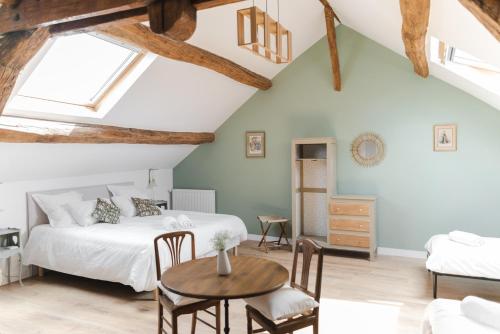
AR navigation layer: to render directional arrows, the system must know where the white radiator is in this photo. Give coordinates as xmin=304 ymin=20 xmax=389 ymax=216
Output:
xmin=172 ymin=189 xmax=216 ymax=213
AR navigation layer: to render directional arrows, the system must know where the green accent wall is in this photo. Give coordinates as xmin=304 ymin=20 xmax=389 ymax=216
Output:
xmin=174 ymin=26 xmax=500 ymax=251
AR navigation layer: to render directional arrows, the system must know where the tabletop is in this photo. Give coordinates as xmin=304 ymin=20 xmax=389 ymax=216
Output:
xmin=161 ymin=255 xmax=289 ymax=300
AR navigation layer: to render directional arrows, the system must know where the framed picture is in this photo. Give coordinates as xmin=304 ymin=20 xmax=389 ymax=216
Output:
xmin=246 ymin=131 xmax=265 ymax=158
xmin=434 ymin=124 xmax=457 ymax=151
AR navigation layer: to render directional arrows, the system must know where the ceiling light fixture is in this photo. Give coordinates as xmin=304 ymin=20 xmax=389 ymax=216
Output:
xmin=237 ymin=0 xmax=292 ymax=64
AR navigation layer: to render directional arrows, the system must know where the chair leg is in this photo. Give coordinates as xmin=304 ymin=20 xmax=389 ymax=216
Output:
xmin=191 ymin=311 xmax=197 ymax=334
xmin=215 ymin=303 xmax=221 ymax=334
xmin=433 ymin=273 xmax=437 ymax=299
xmin=157 ymin=303 xmax=163 ymax=334
xmin=172 ymin=314 xmax=178 ymax=334
xmin=313 ymin=314 xmax=319 ymax=334
xmin=246 ymin=309 xmax=253 ymax=334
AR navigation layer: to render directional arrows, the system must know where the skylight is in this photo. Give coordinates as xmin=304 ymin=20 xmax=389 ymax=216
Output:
xmin=430 ymin=37 xmax=500 ymax=95
xmin=17 ymin=33 xmax=142 ymax=109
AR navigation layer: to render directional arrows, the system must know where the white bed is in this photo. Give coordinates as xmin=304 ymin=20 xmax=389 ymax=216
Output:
xmin=422 ymin=299 xmax=499 ymax=334
xmin=22 ymin=184 xmax=248 ymax=292
xmin=425 ymin=234 xmax=500 ymax=298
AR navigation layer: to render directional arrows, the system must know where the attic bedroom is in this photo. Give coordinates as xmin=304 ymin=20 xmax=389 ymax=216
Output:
xmin=0 ymin=0 xmax=500 ymax=333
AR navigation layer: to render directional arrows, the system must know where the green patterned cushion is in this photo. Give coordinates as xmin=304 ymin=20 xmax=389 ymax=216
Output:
xmin=92 ymin=198 xmax=120 ymax=224
xmin=131 ymin=198 xmax=162 ymax=217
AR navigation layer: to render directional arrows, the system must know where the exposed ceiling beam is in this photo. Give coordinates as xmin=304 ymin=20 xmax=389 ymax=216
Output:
xmin=0 ymin=28 xmax=50 ymax=115
xmin=0 ymin=0 xmax=154 ymax=35
xmin=0 ymin=117 xmax=215 ymax=144
xmin=458 ymin=0 xmax=500 ymax=41
xmin=399 ymin=0 xmax=430 ymax=78
xmin=148 ymin=0 xmax=196 ymax=40
xmin=49 ymin=7 xmax=148 ymax=36
xmin=322 ymin=2 xmax=341 ymax=91
xmin=0 ymin=0 xmax=246 ymax=36
xmin=96 ymin=23 xmax=272 ymax=90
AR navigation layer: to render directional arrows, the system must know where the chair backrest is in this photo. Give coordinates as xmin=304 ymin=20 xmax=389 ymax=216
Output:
xmin=154 ymin=231 xmax=196 ymax=281
xmin=290 ymin=239 xmax=324 ymax=302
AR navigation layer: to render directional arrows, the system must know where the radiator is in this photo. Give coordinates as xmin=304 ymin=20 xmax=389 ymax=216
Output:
xmin=172 ymin=189 xmax=216 ymax=213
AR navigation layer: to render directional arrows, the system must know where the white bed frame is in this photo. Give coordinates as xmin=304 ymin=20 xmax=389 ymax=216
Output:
xmin=26 ymin=182 xmax=133 ymax=276
xmin=25 ymin=182 xmax=239 ymax=281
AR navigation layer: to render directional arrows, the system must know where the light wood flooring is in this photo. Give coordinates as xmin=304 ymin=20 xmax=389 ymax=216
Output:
xmin=1 ymin=241 xmax=500 ymax=334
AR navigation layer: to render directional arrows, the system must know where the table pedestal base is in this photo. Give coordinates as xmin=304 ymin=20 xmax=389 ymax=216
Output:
xmin=224 ymin=298 xmax=230 ymax=334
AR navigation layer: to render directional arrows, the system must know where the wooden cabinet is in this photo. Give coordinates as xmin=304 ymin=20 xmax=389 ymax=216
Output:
xmin=328 ymin=195 xmax=376 ymax=260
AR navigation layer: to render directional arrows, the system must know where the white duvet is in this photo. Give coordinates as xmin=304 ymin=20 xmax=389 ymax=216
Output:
xmin=422 ymin=299 xmax=499 ymax=334
xmin=23 ymin=210 xmax=248 ymax=292
xmin=425 ymin=234 xmax=500 ymax=279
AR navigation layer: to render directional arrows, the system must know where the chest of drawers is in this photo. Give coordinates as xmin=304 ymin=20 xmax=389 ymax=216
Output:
xmin=328 ymin=195 xmax=376 ymax=260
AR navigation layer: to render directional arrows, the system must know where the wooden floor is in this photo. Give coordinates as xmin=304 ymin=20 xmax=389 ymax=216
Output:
xmin=2 ymin=241 xmax=500 ymax=334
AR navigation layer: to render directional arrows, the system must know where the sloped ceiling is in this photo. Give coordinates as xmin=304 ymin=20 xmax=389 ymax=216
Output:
xmin=2 ymin=0 xmax=499 ymax=182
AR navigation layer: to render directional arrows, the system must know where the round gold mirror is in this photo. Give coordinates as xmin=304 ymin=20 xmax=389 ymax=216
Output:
xmin=351 ymin=133 xmax=385 ymax=167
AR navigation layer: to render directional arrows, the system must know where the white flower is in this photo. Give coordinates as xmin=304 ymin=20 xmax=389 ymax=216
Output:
xmin=211 ymin=231 xmax=231 ymax=251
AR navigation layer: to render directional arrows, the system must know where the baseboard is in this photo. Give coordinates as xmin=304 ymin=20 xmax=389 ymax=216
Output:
xmin=377 ymin=247 xmax=427 ymax=259
xmin=248 ymin=234 xmax=426 ymax=259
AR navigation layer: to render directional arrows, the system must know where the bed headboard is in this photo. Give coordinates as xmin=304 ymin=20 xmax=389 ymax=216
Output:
xmin=26 ymin=182 xmax=133 ymax=233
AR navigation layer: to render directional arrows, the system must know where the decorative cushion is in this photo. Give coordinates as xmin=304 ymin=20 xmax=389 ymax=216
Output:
xmin=156 ymin=281 xmax=202 ymax=306
xmin=64 ymin=199 xmax=98 ymax=227
xmin=32 ymin=191 xmax=83 ymax=228
xmin=131 ymin=197 xmax=161 ymax=217
xmin=111 ymin=196 xmax=137 ymax=217
xmin=92 ymin=198 xmax=120 ymax=224
xmin=244 ymin=285 xmax=319 ymax=321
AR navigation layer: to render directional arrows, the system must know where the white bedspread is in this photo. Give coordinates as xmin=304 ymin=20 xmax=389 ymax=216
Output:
xmin=23 ymin=210 xmax=247 ymax=292
xmin=425 ymin=234 xmax=500 ymax=279
xmin=422 ymin=299 xmax=499 ymax=334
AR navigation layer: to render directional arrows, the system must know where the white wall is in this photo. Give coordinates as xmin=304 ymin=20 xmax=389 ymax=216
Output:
xmin=0 ymin=168 xmax=173 ymax=285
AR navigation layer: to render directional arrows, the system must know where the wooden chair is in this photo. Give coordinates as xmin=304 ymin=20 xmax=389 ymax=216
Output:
xmin=154 ymin=231 xmax=221 ymax=334
xmin=245 ymin=239 xmax=324 ymax=334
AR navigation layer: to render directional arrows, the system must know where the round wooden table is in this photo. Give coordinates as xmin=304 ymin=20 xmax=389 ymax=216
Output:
xmin=161 ymin=255 xmax=289 ymax=334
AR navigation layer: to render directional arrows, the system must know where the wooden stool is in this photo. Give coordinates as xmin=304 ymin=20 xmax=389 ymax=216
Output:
xmin=257 ymin=216 xmax=291 ymax=253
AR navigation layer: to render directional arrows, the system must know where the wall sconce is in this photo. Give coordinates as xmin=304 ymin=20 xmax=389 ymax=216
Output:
xmin=237 ymin=1 xmax=292 ymax=64
xmin=148 ymin=168 xmax=158 ymax=199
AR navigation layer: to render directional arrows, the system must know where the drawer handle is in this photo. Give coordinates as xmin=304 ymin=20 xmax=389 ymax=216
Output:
xmin=359 ymin=224 xmax=363 ymax=228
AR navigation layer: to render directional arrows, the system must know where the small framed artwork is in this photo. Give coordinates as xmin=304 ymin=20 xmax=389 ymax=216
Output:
xmin=246 ymin=131 xmax=265 ymax=158
xmin=434 ymin=124 xmax=457 ymax=151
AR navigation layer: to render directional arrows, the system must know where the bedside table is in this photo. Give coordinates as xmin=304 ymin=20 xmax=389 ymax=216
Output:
xmin=0 ymin=228 xmax=23 ymax=286
xmin=153 ymin=200 xmax=168 ymax=210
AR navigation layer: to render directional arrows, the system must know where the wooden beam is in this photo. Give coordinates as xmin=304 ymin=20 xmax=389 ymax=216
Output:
xmin=49 ymin=7 xmax=148 ymax=36
xmin=0 ymin=117 xmax=215 ymax=144
xmin=458 ymin=0 xmax=500 ymax=41
xmin=148 ymin=0 xmax=196 ymax=41
xmin=96 ymin=23 xmax=272 ymax=90
xmin=0 ymin=28 xmax=50 ymax=115
xmin=192 ymin=0 xmax=245 ymax=10
xmin=399 ymin=0 xmax=430 ymax=78
xmin=0 ymin=0 xmax=153 ymax=34
xmin=323 ymin=4 xmax=341 ymax=91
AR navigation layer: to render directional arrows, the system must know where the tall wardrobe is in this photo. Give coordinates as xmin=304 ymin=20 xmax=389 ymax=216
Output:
xmin=291 ymin=137 xmax=336 ymax=245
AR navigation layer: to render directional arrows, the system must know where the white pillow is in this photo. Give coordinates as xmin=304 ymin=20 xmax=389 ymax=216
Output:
xmin=461 ymin=296 xmax=500 ymax=330
xmin=32 ymin=191 xmax=83 ymax=228
xmin=111 ymin=196 xmax=137 ymax=217
xmin=244 ymin=285 xmax=319 ymax=321
xmin=107 ymin=184 xmax=149 ymax=199
xmin=64 ymin=199 xmax=98 ymax=227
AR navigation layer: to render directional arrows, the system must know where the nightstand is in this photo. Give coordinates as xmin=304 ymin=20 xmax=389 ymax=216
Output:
xmin=0 ymin=228 xmax=23 ymax=286
xmin=153 ymin=200 xmax=168 ymax=210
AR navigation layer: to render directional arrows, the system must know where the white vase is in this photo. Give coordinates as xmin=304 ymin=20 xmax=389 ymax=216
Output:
xmin=217 ymin=250 xmax=231 ymax=276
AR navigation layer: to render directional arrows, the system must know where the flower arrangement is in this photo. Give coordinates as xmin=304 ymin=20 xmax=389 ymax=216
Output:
xmin=211 ymin=231 xmax=231 ymax=252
